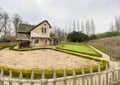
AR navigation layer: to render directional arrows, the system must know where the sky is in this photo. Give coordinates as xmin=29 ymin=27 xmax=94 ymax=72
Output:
xmin=0 ymin=0 xmax=120 ymax=33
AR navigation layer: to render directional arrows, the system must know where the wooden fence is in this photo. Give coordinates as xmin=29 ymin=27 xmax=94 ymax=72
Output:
xmin=110 ymin=47 xmax=120 ymax=61
xmin=0 ymin=64 xmax=120 ymax=85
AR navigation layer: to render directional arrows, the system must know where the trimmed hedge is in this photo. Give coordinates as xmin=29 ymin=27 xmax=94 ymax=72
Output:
xmin=58 ymin=43 xmax=102 ymax=57
xmin=0 ymin=45 xmax=109 ymax=79
xmin=0 ymin=44 xmax=15 ymax=50
xmin=0 ymin=60 xmax=109 ymax=79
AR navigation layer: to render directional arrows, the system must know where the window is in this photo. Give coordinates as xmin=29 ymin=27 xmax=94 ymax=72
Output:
xmin=44 ymin=28 xmax=46 ymax=33
xmin=35 ymin=39 xmax=39 ymax=44
xmin=41 ymin=28 xmax=46 ymax=33
xmin=41 ymin=28 xmax=44 ymax=33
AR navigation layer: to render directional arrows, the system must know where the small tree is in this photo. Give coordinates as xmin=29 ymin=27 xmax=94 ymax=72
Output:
xmin=89 ymin=34 xmax=97 ymax=40
xmin=67 ymin=31 xmax=89 ymax=42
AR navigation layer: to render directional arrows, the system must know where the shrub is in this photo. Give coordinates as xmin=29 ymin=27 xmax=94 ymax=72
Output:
xmin=0 ymin=44 xmax=15 ymax=50
xmin=67 ymin=31 xmax=89 ymax=42
xmin=0 ymin=36 xmax=15 ymax=42
xmin=0 ymin=60 xmax=109 ymax=79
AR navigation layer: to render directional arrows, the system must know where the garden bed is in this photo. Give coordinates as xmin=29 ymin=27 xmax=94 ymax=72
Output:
xmin=0 ymin=44 xmax=109 ymax=79
xmin=58 ymin=44 xmax=102 ymax=57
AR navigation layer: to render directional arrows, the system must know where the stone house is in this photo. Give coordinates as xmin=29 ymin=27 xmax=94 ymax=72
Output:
xmin=16 ymin=20 xmax=59 ymax=48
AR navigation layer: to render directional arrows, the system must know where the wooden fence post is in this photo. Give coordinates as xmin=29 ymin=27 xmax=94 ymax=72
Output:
xmin=0 ymin=69 xmax=4 ymax=85
xmin=73 ymin=69 xmax=77 ymax=85
xmin=95 ymin=78 xmax=97 ymax=85
xmin=90 ymin=65 xmax=93 ymax=85
xmin=81 ymin=66 xmax=85 ymax=85
xmin=112 ymin=65 xmax=115 ymax=82
xmin=63 ymin=69 xmax=67 ymax=85
xmin=98 ymin=64 xmax=101 ymax=85
xmin=53 ymin=69 xmax=56 ymax=85
xmin=118 ymin=66 xmax=120 ymax=81
xmin=41 ymin=70 xmax=48 ymax=85
xmin=106 ymin=64 xmax=109 ymax=84
xmin=31 ymin=69 xmax=34 ymax=85
xmin=9 ymin=70 xmax=12 ymax=85
xmin=19 ymin=70 xmax=23 ymax=85
xmin=109 ymin=47 xmax=111 ymax=60
xmin=87 ymin=79 xmax=89 ymax=85
xmin=109 ymin=75 xmax=112 ymax=85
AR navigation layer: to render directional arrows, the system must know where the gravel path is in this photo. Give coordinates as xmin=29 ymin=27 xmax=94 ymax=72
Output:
xmin=0 ymin=48 xmax=98 ymax=70
xmin=88 ymin=45 xmax=120 ymax=69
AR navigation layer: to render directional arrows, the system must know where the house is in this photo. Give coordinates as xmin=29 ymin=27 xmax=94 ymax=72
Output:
xmin=16 ymin=20 xmax=59 ymax=48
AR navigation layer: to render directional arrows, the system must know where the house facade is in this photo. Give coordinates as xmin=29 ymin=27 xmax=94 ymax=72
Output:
xmin=16 ymin=20 xmax=59 ymax=48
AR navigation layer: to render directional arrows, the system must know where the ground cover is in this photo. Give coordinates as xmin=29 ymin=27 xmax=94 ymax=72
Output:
xmin=89 ymin=43 xmax=110 ymax=55
xmin=58 ymin=44 xmax=102 ymax=57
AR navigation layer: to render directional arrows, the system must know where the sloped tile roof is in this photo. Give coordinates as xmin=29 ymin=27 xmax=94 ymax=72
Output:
xmin=18 ymin=20 xmax=51 ymax=33
xmin=18 ymin=23 xmax=35 ymax=33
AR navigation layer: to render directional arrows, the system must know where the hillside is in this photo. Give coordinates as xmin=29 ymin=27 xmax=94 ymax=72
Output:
xmin=89 ymin=36 xmax=120 ymax=47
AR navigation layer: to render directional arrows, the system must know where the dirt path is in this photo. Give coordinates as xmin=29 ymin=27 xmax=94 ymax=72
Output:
xmin=88 ymin=45 xmax=120 ymax=69
xmin=0 ymin=48 xmax=98 ymax=70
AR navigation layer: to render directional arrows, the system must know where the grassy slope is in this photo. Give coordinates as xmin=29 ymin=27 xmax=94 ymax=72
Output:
xmin=59 ymin=44 xmax=102 ymax=57
xmin=89 ymin=43 xmax=110 ymax=55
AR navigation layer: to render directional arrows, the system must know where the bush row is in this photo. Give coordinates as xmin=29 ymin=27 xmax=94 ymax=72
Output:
xmin=0 ymin=44 xmax=15 ymax=50
xmin=52 ymin=48 xmax=102 ymax=62
xmin=0 ymin=60 xmax=109 ymax=79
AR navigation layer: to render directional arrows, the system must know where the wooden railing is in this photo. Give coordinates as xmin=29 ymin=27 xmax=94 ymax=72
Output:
xmin=0 ymin=64 xmax=120 ymax=85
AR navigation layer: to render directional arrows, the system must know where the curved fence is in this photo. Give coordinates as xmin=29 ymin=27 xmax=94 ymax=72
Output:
xmin=0 ymin=64 xmax=120 ymax=85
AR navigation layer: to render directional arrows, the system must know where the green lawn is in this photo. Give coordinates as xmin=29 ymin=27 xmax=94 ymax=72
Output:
xmin=59 ymin=44 xmax=102 ymax=57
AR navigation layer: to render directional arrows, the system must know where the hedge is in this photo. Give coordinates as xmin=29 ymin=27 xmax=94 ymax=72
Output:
xmin=0 ymin=44 xmax=15 ymax=50
xmin=0 ymin=44 xmax=109 ymax=79
xmin=0 ymin=60 xmax=109 ymax=79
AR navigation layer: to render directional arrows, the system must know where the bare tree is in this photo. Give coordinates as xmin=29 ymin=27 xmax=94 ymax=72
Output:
xmin=12 ymin=14 xmax=22 ymax=37
xmin=90 ymin=19 xmax=95 ymax=34
xmin=110 ymin=22 xmax=114 ymax=32
xmin=51 ymin=26 xmax=66 ymax=40
xmin=114 ymin=16 xmax=120 ymax=32
xmin=81 ymin=22 xmax=84 ymax=33
xmin=85 ymin=20 xmax=91 ymax=36
xmin=73 ymin=21 xmax=76 ymax=31
xmin=77 ymin=21 xmax=80 ymax=32
xmin=2 ymin=12 xmax=9 ymax=36
xmin=0 ymin=7 xmax=4 ymax=34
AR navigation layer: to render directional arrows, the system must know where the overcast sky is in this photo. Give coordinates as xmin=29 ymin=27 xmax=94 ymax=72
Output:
xmin=0 ymin=0 xmax=120 ymax=33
